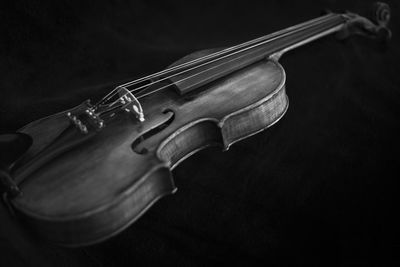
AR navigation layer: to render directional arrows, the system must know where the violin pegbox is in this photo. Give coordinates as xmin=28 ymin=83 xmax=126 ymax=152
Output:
xmin=337 ymin=1 xmax=391 ymax=41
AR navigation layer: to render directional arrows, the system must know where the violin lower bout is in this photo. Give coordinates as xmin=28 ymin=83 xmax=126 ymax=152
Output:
xmin=12 ymin=59 xmax=288 ymax=246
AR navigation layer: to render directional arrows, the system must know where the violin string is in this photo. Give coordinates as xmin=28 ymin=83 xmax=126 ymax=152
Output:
xmin=96 ymin=13 xmax=336 ymax=107
xmin=104 ymin=14 xmax=344 ymax=110
xmin=120 ymin=13 xmax=335 ymax=90
xmin=108 ymin=14 xmax=343 ymax=108
xmin=136 ymin=15 xmax=345 ymax=100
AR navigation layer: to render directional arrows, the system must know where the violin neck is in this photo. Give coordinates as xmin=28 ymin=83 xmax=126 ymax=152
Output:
xmin=95 ymin=4 xmax=389 ymax=114
xmin=171 ymin=13 xmax=347 ymax=95
xmin=264 ymin=13 xmax=346 ymax=60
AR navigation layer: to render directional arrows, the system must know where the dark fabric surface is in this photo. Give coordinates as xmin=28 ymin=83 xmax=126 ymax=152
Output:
xmin=1 ymin=0 xmax=400 ymax=265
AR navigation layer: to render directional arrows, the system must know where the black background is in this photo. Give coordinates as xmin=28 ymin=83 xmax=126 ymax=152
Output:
xmin=1 ymin=0 xmax=400 ymax=266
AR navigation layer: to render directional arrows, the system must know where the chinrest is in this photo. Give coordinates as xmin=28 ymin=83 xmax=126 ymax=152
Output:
xmin=0 ymin=133 xmax=32 ymax=197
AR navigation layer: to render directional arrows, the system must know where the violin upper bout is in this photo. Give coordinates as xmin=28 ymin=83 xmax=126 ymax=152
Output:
xmin=156 ymin=58 xmax=288 ymax=168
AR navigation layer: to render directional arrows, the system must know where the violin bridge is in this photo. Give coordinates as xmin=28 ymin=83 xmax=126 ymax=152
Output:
xmin=117 ymin=86 xmax=145 ymax=122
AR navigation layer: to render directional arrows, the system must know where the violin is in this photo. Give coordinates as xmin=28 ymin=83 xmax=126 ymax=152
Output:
xmin=0 ymin=2 xmax=391 ymax=246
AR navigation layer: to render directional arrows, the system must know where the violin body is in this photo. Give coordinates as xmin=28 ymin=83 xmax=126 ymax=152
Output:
xmin=11 ymin=50 xmax=288 ymax=246
xmin=3 ymin=2 xmax=390 ymax=246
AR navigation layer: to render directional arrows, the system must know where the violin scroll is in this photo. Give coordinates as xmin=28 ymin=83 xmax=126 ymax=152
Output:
xmin=337 ymin=2 xmax=391 ymax=42
xmin=374 ymin=2 xmax=390 ymax=29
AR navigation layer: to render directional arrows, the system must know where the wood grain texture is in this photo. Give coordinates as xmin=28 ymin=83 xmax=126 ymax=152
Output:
xmin=10 ymin=50 xmax=288 ymax=246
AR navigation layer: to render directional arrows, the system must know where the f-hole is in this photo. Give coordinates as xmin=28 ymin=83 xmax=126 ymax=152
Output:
xmin=132 ymin=109 xmax=175 ymax=154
